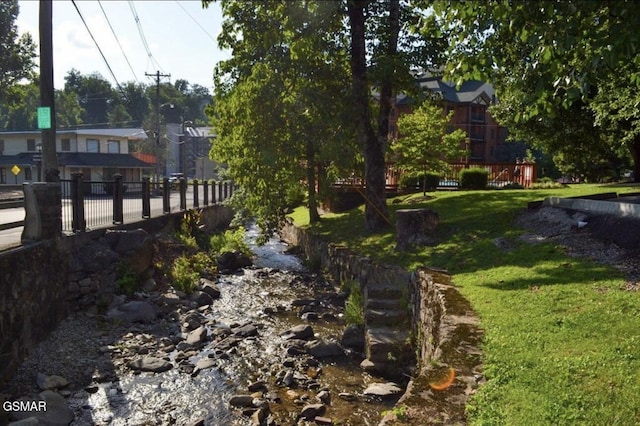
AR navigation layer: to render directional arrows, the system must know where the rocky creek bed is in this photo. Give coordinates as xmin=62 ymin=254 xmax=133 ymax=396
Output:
xmin=1 ymin=230 xmax=404 ymax=425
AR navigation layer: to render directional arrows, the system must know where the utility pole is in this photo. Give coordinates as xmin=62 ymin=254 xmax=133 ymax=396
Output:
xmin=145 ymin=71 xmax=170 ymax=182
xmin=39 ymin=0 xmax=58 ymax=182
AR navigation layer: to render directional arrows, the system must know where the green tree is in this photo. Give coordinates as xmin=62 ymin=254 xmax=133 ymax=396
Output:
xmin=431 ymin=1 xmax=640 ymax=181
xmin=391 ymin=101 xmax=466 ymax=194
xmin=209 ymin=0 xmax=357 ymax=238
xmin=0 ymin=81 xmax=38 ymax=130
xmin=55 ymin=90 xmax=83 ymax=128
xmin=64 ymin=69 xmax=116 ymax=126
xmin=0 ymin=0 xmax=36 ymax=103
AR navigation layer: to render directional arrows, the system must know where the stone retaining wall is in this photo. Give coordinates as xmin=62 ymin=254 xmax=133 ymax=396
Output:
xmin=0 ymin=205 xmax=233 ymax=386
xmin=0 ymin=241 xmax=69 ymax=387
xmin=280 ymin=222 xmax=444 ymax=368
xmin=281 ymin=221 xmax=483 ymax=424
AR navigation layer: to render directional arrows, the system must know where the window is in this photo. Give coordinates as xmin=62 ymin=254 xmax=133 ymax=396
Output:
xmin=107 ymin=140 xmax=120 ymax=153
xmin=61 ymin=138 xmax=71 ymax=151
xmin=0 ymin=139 xmax=4 ymax=155
xmin=24 ymin=168 xmax=32 ymax=181
xmin=27 ymin=139 xmax=36 ymax=151
xmin=86 ymin=139 xmax=99 ymax=153
xmin=0 ymin=168 xmax=5 ymax=184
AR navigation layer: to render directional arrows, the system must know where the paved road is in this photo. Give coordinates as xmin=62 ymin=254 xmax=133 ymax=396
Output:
xmin=0 ymin=187 xmax=225 ymax=250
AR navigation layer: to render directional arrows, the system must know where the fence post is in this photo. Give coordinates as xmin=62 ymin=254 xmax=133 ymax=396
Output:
xmin=71 ymin=172 xmax=86 ymax=232
xmin=229 ymin=181 xmax=234 ymax=198
xmin=193 ymin=179 xmax=199 ymax=208
xmin=212 ymin=180 xmax=217 ymax=204
xmin=113 ymin=174 xmax=124 ymax=224
xmin=142 ymin=176 xmax=151 ymax=218
xmin=203 ymin=180 xmax=209 ymax=206
xmin=224 ymin=181 xmax=229 ymax=200
xmin=218 ymin=181 xmax=223 ymax=204
xmin=162 ymin=178 xmax=170 ymax=214
xmin=179 ymin=178 xmax=187 ymax=210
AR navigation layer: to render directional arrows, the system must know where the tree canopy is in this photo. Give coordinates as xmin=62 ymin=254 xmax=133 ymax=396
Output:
xmin=207 ymin=0 xmax=447 ymax=235
xmin=208 ymin=0 xmax=358 ymax=239
xmin=0 ymin=0 xmax=36 ymax=102
xmin=391 ymin=101 xmax=467 ymax=193
xmin=431 ymin=1 xmax=640 ymax=181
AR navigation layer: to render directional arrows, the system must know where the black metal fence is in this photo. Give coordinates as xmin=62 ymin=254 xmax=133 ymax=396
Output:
xmin=60 ymin=174 xmax=236 ymax=232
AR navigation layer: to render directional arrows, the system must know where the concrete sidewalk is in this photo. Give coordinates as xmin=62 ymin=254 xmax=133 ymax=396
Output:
xmin=543 ymin=196 xmax=640 ymax=219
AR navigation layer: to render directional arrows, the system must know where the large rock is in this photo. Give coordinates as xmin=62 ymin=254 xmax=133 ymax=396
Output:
xmin=363 ymin=382 xmax=403 ymax=397
xmin=199 ymin=278 xmax=221 ymax=299
xmin=106 ymin=301 xmax=156 ymax=323
xmin=191 ymin=291 xmax=213 ymax=308
xmin=217 ymin=251 xmax=253 ymax=272
xmin=280 ymin=324 xmax=314 ymax=340
xmin=103 ymin=229 xmax=155 ymax=274
xmin=300 ymin=403 xmax=326 ymax=420
xmin=70 ymin=241 xmax=119 ymax=274
xmin=305 ymin=340 xmax=343 ymax=358
xmin=341 ymin=324 xmax=365 ymax=351
xmin=36 ymin=373 xmax=69 ymax=391
xmin=128 ymin=356 xmax=173 ymax=373
xmin=395 ymin=208 xmax=439 ymax=250
xmin=186 ymin=326 xmax=208 ymax=345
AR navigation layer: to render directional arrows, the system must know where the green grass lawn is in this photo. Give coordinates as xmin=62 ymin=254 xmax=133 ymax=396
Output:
xmin=290 ymin=183 xmax=640 ymax=425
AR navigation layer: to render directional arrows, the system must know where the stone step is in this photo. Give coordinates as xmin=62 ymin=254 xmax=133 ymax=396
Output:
xmin=365 ymin=283 xmax=405 ymax=300
xmin=364 ymin=309 xmax=408 ymax=327
xmin=366 ymin=298 xmax=404 ymax=311
xmin=365 ymin=327 xmax=411 ymax=363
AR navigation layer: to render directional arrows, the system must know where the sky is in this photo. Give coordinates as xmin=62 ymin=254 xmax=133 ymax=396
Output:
xmin=15 ymin=0 xmax=230 ymax=93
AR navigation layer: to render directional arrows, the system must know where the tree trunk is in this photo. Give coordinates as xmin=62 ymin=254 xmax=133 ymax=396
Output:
xmin=306 ymin=139 xmax=321 ymax=223
xmin=347 ymin=0 xmax=390 ymax=232
xmin=629 ymin=137 xmax=640 ymax=183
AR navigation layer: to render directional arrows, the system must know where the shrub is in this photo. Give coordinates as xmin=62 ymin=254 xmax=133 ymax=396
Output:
xmin=459 ymin=168 xmax=488 ymax=189
xmin=342 ymin=279 xmax=364 ymax=326
xmin=529 ymin=177 xmax=567 ymax=189
xmin=399 ymin=172 xmax=440 ymax=192
xmin=177 ymin=210 xmax=208 ymax=250
xmin=171 ymin=252 xmax=213 ymax=293
xmin=209 ymin=227 xmax=252 ymax=257
xmin=115 ymin=261 xmax=140 ymax=295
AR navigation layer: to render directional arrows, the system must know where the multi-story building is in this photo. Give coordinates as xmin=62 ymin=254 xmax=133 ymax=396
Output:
xmin=390 ymin=71 xmax=512 ymax=163
xmin=0 ymin=128 xmax=151 ymax=184
xmin=165 ymin=123 xmax=218 ymax=180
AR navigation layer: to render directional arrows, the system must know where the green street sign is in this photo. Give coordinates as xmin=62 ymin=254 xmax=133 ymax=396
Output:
xmin=37 ymin=106 xmax=51 ymax=129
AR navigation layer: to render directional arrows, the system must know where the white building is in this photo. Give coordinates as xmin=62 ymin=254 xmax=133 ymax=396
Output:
xmin=0 ymin=128 xmax=151 ymax=184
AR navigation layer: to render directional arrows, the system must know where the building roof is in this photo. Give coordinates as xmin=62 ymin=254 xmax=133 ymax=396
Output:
xmin=0 ymin=152 xmax=153 ymax=168
xmin=58 ymin=153 xmax=153 ymax=168
xmin=0 ymin=128 xmax=148 ymax=140
xmin=416 ymin=77 xmax=495 ymax=104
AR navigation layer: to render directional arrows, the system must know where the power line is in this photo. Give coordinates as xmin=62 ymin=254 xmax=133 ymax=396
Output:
xmin=71 ymin=0 xmax=124 ymax=94
xmin=128 ymin=1 xmax=164 ymax=75
xmin=174 ymin=0 xmax=218 ymax=45
xmin=98 ymin=0 xmax=139 ymax=83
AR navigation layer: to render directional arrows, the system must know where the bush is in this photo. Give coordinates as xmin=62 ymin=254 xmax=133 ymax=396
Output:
xmin=171 ymin=252 xmax=213 ymax=293
xmin=342 ymin=280 xmax=364 ymax=326
xmin=285 ymin=182 xmax=306 ymax=208
xmin=399 ymin=172 xmax=440 ymax=191
xmin=209 ymin=227 xmax=252 ymax=257
xmin=459 ymin=168 xmax=488 ymax=189
xmin=529 ymin=177 xmax=567 ymax=189
xmin=115 ymin=261 xmax=140 ymax=295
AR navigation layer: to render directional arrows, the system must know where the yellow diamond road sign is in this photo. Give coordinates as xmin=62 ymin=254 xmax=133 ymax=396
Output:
xmin=11 ymin=165 xmax=20 ymax=176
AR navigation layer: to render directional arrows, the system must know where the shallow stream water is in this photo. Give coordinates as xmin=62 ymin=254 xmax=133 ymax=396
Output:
xmin=69 ymin=228 xmax=398 ymax=425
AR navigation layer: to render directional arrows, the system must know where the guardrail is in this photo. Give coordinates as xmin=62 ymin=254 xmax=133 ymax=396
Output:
xmin=0 ymin=175 xmax=236 ymax=234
